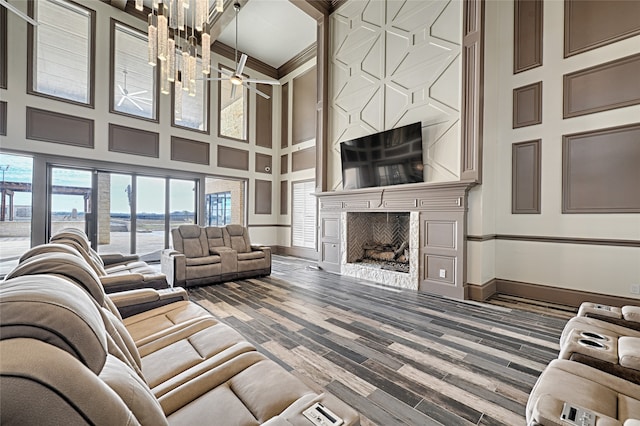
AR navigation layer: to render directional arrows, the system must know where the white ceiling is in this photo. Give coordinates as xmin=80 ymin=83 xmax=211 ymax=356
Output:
xmin=216 ymin=0 xmax=316 ymax=69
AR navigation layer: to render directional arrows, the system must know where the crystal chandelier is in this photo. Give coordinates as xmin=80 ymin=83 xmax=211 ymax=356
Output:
xmin=140 ymin=0 xmax=223 ymax=118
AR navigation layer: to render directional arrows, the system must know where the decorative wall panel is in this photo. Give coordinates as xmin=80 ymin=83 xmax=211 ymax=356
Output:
xmin=564 ymin=0 xmax=640 ymax=57
xmin=513 ymin=82 xmax=542 ymax=128
xmin=563 ymin=53 xmax=640 ymax=118
xmin=108 ymin=124 xmax=157 ymax=157
xmin=280 ymin=180 xmax=288 ymax=214
xmin=255 ymin=153 xmax=272 ymax=174
xmin=292 ymin=146 xmax=316 ymax=172
xmin=255 ymin=84 xmax=273 ymax=148
xmin=217 ymin=145 xmax=249 ymax=171
xmin=27 ymin=108 xmax=94 ymax=148
xmin=292 ymin=66 xmax=317 ymax=144
xmin=170 ymin=136 xmax=209 ymax=165
xmin=512 ymin=140 xmax=541 ymax=214
xmin=513 ymin=0 xmax=543 ymax=73
xmin=281 ymin=82 xmax=289 ymax=148
xmin=281 ymin=154 xmax=288 ymax=174
xmin=330 ymin=0 xmax=462 ymax=187
xmin=0 ymin=101 xmax=6 ymax=136
xmin=563 ymin=124 xmax=640 ymax=213
xmin=255 ymin=180 xmax=272 ymax=215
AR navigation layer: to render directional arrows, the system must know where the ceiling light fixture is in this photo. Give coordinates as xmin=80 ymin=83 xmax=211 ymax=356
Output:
xmin=147 ymin=0 xmax=222 ymax=99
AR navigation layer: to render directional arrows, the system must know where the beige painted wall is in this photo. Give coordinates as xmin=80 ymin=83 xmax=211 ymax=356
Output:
xmin=0 ymin=0 xmax=282 ymax=247
xmin=328 ymin=0 xmax=462 ymax=190
xmin=468 ymin=0 xmax=640 ymax=298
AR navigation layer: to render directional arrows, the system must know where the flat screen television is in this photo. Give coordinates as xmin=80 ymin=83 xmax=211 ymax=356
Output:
xmin=340 ymin=122 xmax=424 ymax=190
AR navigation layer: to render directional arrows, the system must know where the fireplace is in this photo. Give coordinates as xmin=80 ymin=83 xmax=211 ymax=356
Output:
xmin=346 ymin=212 xmax=410 ymax=273
xmin=341 ymin=211 xmax=420 ymax=290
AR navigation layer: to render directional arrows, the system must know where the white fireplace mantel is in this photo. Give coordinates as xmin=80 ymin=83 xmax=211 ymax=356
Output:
xmin=315 ymin=181 xmax=476 ymax=299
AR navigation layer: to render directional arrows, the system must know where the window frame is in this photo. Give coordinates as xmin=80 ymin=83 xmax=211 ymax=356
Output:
xmin=27 ymin=0 xmax=96 ymax=108
xmin=217 ymin=64 xmax=249 ymax=143
xmin=171 ymin=55 xmax=211 ymax=134
xmin=0 ymin=6 xmax=7 ymax=89
xmin=109 ymin=19 xmax=160 ymax=123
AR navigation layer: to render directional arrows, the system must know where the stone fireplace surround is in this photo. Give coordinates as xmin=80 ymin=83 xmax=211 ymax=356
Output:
xmin=316 ymin=181 xmax=474 ymax=299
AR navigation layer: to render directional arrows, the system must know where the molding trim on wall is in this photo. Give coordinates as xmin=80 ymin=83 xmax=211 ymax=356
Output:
xmin=564 ymin=0 xmax=640 ymax=58
xmin=512 ymin=139 xmax=541 ymax=214
xmin=512 ymin=82 xmax=542 ymax=128
xmin=247 ymin=224 xmax=290 ymax=228
xmin=170 ymin=136 xmax=210 ymax=165
xmin=108 ymin=123 xmax=158 ymax=157
xmin=485 ymin=279 xmax=639 ymax=308
xmin=466 ymin=234 xmax=640 ymax=247
xmin=278 ymin=43 xmax=317 ymax=78
xmin=460 ymin=0 xmax=485 ymax=183
xmin=217 ymin=145 xmax=249 ymax=171
xmin=273 ymin=245 xmax=318 ymax=260
xmin=513 ymin=0 xmax=543 ymax=73
xmin=0 ymin=6 xmax=6 ymax=89
xmin=563 ymin=123 xmax=640 ymax=213
xmin=563 ymin=53 xmax=640 ymax=118
xmin=26 ymin=107 xmax=95 ymax=148
xmin=255 ymin=179 xmax=273 ymax=215
xmin=466 ymin=279 xmax=497 ymax=302
xmin=0 ymin=101 xmax=6 ymax=136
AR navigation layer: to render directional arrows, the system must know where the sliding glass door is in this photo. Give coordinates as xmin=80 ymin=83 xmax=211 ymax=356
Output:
xmin=49 ymin=166 xmax=94 ymax=244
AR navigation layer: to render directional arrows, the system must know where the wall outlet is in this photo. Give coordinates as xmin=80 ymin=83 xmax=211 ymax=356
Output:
xmin=631 ymin=284 xmax=640 ymax=295
xmin=439 ymin=269 xmax=447 ymax=279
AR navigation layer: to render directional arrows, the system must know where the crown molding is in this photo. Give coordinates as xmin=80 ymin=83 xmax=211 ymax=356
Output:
xmin=211 ymin=41 xmax=278 ymax=79
xmin=277 ymin=42 xmax=316 ymax=78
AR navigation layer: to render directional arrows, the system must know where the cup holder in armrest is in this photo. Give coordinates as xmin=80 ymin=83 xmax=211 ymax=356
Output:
xmin=578 ymin=338 xmax=607 ymax=349
xmin=580 ymin=331 xmax=607 ymax=341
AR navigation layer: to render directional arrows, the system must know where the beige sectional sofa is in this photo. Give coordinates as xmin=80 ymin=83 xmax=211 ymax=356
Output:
xmin=161 ymin=224 xmax=271 ymax=287
xmin=526 ymin=302 xmax=640 ymax=425
xmin=0 ymin=245 xmax=359 ymax=425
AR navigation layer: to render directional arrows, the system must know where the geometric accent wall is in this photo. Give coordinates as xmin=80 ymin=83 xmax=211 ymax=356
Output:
xmin=329 ymin=0 xmax=461 ymax=189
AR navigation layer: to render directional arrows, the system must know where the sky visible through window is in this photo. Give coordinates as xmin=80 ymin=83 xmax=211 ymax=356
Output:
xmin=0 ymin=154 xmax=194 ymax=214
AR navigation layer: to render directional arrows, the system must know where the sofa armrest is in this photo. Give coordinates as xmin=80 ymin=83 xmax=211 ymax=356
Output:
xmin=100 ymin=253 xmax=140 ymax=267
xmin=109 ymin=287 xmax=188 ymax=318
xmin=161 ymin=249 xmax=186 ymax=287
xmin=99 ymin=274 xmax=146 ymax=293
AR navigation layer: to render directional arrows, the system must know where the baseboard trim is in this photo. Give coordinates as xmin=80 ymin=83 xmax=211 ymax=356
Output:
xmin=466 ymin=234 xmax=640 ymax=247
xmin=466 ymin=279 xmax=497 ymax=301
xmin=491 ymin=278 xmax=639 ymax=308
xmin=273 ymin=245 xmax=318 ymax=261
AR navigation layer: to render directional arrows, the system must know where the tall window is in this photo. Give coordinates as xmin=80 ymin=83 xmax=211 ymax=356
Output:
xmin=29 ymin=0 xmax=94 ymax=105
xmin=206 ymin=192 xmax=231 ymax=226
xmin=111 ymin=20 xmax=157 ymax=121
xmin=292 ymin=180 xmax=316 ymax=249
xmin=219 ymin=66 xmax=247 ymax=141
xmin=173 ymin=57 xmax=208 ymax=133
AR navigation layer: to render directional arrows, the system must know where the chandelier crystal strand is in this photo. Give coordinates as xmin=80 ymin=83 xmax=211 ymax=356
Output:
xmin=175 ymin=76 xmax=183 ymax=121
xmin=177 ymin=1 xmax=184 ymax=31
xmin=161 ymin=60 xmax=170 ymax=94
xmin=182 ymin=49 xmax=190 ymax=92
xmin=168 ymin=38 xmax=176 ymax=82
xmin=195 ymin=0 xmax=204 ymax=32
xmin=157 ymin=3 xmax=168 ymax=61
xmin=135 ymin=0 xmax=143 ymax=11
xmin=147 ymin=14 xmax=157 ymax=66
xmin=216 ymin=0 xmax=223 ymax=13
xmin=169 ymin=0 xmax=177 ymax=29
xmin=202 ymin=23 xmax=210 ymax=75
xmin=188 ymin=35 xmax=197 ymax=96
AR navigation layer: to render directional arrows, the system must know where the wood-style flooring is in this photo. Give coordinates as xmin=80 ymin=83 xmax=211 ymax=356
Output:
xmin=188 ymin=255 xmax=575 ymax=426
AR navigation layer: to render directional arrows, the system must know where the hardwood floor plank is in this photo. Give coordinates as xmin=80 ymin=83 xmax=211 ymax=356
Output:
xmin=188 ymin=255 xmax=571 ymax=426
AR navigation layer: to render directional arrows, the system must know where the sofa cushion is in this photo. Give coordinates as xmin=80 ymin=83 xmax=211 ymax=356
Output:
xmin=225 ymin=224 xmax=252 ymax=253
xmin=623 ymin=306 xmax=640 ymax=323
xmin=185 ymin=255 xmax=221 ymax=266
xmin=237 ymin=251 xmax=265 ymax=261
xmin=205 ymin=227 xmax=226 ymax=252
xmin=619 ymin=337 xmax=640 ymax=371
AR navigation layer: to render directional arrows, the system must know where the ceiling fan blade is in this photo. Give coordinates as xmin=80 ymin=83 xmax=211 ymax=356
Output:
xmin=131 ymin=97 xmax=152 ymax=105
xmin=117 ymin=85 xmax=126 ymax=95
xmin=128 ymin=98 xmax=144 ymax=111
xmin=243 ymin=82 xmax=270 ymax=100
xmin=236 ymin=54 xmax=247 ymax=76
xmin=244 ymin=78 xmax=281 ymax=86
xmin=117 ymin=96 xmax=126 ymax=107
xmin=0 ymin=0 xmax=38 ymax=26
xmin=127 ymin=90 xmax=148 ymax=97
xmin=196 ymin=77 xmax=227 ymax=81
xmin=230 ymin=84 xmax=237 ymax=100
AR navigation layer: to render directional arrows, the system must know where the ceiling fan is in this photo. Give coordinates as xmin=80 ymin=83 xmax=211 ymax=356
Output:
xmin=0 ymin=0 xmax=38 ymax=26
xmin=117 ymin=70 xmax=151 ymax=111
xmin=201 ymin=2 xmax=280 ymax=100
